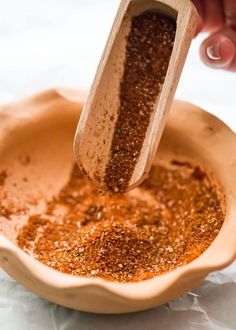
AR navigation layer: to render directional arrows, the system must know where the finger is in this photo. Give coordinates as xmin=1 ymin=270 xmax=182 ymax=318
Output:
xmin=200 ymin=28 xmax=236 ymax=71
xmin=202 ymin=0 xmax=225 ymax=32
xmin=191 ymin=0 xmax=204 ymax=34
xmin=224 ymin=0 xmax=236 ymax=29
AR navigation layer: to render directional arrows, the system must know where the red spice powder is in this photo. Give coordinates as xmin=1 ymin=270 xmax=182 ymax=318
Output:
xmin=104 ymin=12 xmax=176 ymax=192
xmin=0 ymin=170 xmax=7 ymax=186
xmin=17 ymin=162 xmax=224 ymax=282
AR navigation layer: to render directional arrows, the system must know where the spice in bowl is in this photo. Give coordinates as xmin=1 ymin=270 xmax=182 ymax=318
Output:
xmin=17 ymin=161 xmax=224 ymax=282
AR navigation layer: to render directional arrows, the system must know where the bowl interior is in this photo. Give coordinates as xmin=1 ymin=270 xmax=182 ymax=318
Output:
xmin=0 ymin=93 xmax=225 ymax=246
xmin=0 ymin=91 xmax=236 ymax=313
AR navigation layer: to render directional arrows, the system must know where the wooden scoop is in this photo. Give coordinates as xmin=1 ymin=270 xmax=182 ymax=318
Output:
xmin=74 ymin=0 xmax=198 ymax=192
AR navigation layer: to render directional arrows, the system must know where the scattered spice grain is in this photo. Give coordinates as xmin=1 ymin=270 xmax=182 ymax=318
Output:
xmin=104 ymin=12 xmax=176 ymax=192
xmin=0 ymin=205 xmax=12 ymax=219
xmin=0 ymin=170 xmax=7 ymax=186
xmin=17 ymin=162 xmax=224 ymax=282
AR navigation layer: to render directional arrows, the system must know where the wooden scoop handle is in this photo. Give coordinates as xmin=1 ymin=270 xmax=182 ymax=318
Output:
xmin=74 ymin=0 xmax=198 ymax=192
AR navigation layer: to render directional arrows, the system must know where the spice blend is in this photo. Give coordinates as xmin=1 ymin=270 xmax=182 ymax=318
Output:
xmin=17 ymin=162 xmax=224 ymax=282
xmin=104 ymin=12 xmax=176 ymax=192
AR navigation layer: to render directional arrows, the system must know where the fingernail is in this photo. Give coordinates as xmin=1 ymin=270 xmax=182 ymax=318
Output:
xmin=206 ymin=36 xmax=235 ymax=67
xmin=206 ymin=43 xmax=221 ymax=60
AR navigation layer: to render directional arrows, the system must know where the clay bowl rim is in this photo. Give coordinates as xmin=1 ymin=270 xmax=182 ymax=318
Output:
xmin=0 ymin=89 xmax=236 ymax=302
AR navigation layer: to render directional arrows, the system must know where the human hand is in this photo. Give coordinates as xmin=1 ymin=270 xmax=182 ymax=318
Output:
xmin=192 ymin=0 xmax=236 ymax=71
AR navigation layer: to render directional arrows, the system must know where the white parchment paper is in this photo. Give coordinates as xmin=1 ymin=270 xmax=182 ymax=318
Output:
xmin=1 ymin=264 xmax=236 ymax=330
xmin=0 ymin=1 xmax=235 ymax=329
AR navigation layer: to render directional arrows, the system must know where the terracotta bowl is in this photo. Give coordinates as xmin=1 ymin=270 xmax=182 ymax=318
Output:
xmin=0 ymin=89 xmax=235 ymax=314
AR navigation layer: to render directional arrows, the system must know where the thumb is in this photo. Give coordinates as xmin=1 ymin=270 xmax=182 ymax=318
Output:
xmin=200 ymin=28 xmax=236 ymax=71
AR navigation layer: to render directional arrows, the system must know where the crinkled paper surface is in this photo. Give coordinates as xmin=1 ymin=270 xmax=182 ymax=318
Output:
xmin=1 ymin=265 xmax=236 ymax=330
xmin=0 ymin=0 xmax=235 ymax=329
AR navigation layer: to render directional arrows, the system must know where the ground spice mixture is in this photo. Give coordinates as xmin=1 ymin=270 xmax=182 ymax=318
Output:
xmin=104 ymin=12 xmax=176 ymax=192
xmin=0 ymin=170 xmax=7 ymax=186
xmin=17 ymin=162 xmax=224 ymax=282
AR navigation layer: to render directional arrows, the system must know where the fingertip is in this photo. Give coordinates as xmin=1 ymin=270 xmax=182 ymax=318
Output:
xmin=191 ymin=0 xmax=204 ymax=36
xmin=200 ymin=34 xmax=236 ymax=69
xmin=194 ymin=19 xmax=204 ymax=37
